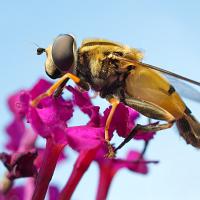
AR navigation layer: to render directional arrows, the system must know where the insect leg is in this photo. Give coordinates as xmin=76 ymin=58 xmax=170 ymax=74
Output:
xmin=53 ymin=77 xmax=69 ymax=98
xmin=105 ymin=97 xmax=120 ymax=141
xmin=114 ymin=97 xmax=175 ymax=152
xmin=138 ymin=118 xmax=151 ymax=160
xmin=139 ymin=119 xmax=153 ymax=159
xmin=140 ymin=141 xmax=149 ymax=158
xmin=53 ymin=75 xmax=90 ymax=98
xmin=105 ymin=97 xmax=120 ymax=158
xmin=124 ymin=97 xmax=175 ymax=121
xmin=30 ymin=73 xmax=85 ymax=106
xmin=115 ymin=121 xmax=174 ymax=152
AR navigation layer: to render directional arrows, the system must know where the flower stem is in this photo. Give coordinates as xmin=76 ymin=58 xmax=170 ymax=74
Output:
xmin=32 ymin=138 xmax=65 ymax=200
xmin=59 ymin=148 xmax=98 ymax=200
xmin=96 ymin=164 xmax=113 ymax=200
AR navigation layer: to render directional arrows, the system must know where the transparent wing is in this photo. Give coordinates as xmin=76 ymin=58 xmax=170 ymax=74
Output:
xmin=164 ymin=74 xmax=200 ymax=102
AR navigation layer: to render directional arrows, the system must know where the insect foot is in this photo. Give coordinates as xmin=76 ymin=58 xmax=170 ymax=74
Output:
xmin=104 ymin=141 xmax=116 ymax=159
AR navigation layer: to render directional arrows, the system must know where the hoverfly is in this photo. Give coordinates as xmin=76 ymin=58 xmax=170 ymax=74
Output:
xmin=32 ymin=34 xmax=200 ymax=157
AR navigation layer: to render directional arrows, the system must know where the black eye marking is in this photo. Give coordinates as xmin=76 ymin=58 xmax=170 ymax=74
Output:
xmin=52 ymin=34 xmax=75 ymax=72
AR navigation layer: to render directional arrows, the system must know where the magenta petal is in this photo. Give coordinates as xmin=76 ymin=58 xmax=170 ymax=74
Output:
xmin=5 ymin=119 xmax=25 ymax=151
xmin=67 ymin=86 xmax=102 ymax=126
xmin=82 ymin=106 xmax=101 ymax=127
xmin=97 ymin=150 xmax=149 ymax=175
xmin=17 ymin=128 xmax=37 ymax=152
xmin=29 ymin=79 xmax=52 ymax=99
xmin=126 ymin=151 xmax=148 ymax=174
xmin=134 ymin=122 xmax=158 ymax=141
xmin=126 ymin=107 xmax=139 ymax=136
xmin=134 ymin=130 xmax=156 ymax=141
xmin=27 ymin=84 xmax=73 ymax=144
xmin=35 ymin=99 xmax=73 ymax=126
xmin=23 ymin=179 xmax=35 ymax=200
xmin=66 ymin=126 xmax=105 ymax=152
xmin=7 ymin=90 xmax=30 ymax=118
xmin=67 ymin=86 xmax=102 ymax=127
xmin=53 ymin=99 xmax=73 ymax=122
xmin=101 ymin=103 xmax=139 ymax=138
xmin=0 ymin=186 xmax=25 ymax=200
xmin=27 ymin=107 xmax=50 ymax=138
xmin=6 ymin=118 xmax=37 ymax=153
xmin=67 ymin=85 xmax=93 ymax=108
xmin=27 ymin=106 xmax=69 ymax=144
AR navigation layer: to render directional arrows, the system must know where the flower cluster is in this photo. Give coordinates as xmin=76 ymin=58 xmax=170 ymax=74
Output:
xmin=0 ymin=79 xmax=158 ymax=200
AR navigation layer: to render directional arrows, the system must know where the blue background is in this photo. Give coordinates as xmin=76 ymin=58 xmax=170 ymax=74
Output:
xmin=1 ymin=1 xmax=200 ymax=199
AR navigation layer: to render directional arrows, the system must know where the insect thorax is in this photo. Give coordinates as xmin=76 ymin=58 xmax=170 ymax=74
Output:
xmin=76 ymin=48 xmax=127 ymax=98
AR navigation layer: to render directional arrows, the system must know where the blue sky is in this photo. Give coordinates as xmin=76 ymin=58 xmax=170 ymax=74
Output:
xmin=1 ymin=1 xmax=200 ymax=199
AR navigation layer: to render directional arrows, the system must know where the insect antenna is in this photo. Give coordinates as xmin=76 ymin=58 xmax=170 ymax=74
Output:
xmin=33 ymin=42 xmax=45 ymax=55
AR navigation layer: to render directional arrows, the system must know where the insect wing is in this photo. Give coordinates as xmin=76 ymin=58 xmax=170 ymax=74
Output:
xmin=164 ymin=74 xmax=200 ymax=103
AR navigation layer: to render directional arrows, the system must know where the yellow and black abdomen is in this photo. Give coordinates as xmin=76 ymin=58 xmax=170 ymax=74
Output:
xmin=125 ymin=65 xmax=186 ymax=120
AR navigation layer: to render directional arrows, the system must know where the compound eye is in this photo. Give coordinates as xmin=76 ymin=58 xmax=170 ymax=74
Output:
xmin=52 ymin=34 xmax=76 ymax=72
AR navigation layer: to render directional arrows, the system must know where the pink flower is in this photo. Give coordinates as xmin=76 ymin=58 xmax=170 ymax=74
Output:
xmin=5 ymin=119 xmax=25 ymax=152
xmin=96 ymin=150 xmax=158 ymax=200
xmin=1 ymin=77 xmax=159 ymax=200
